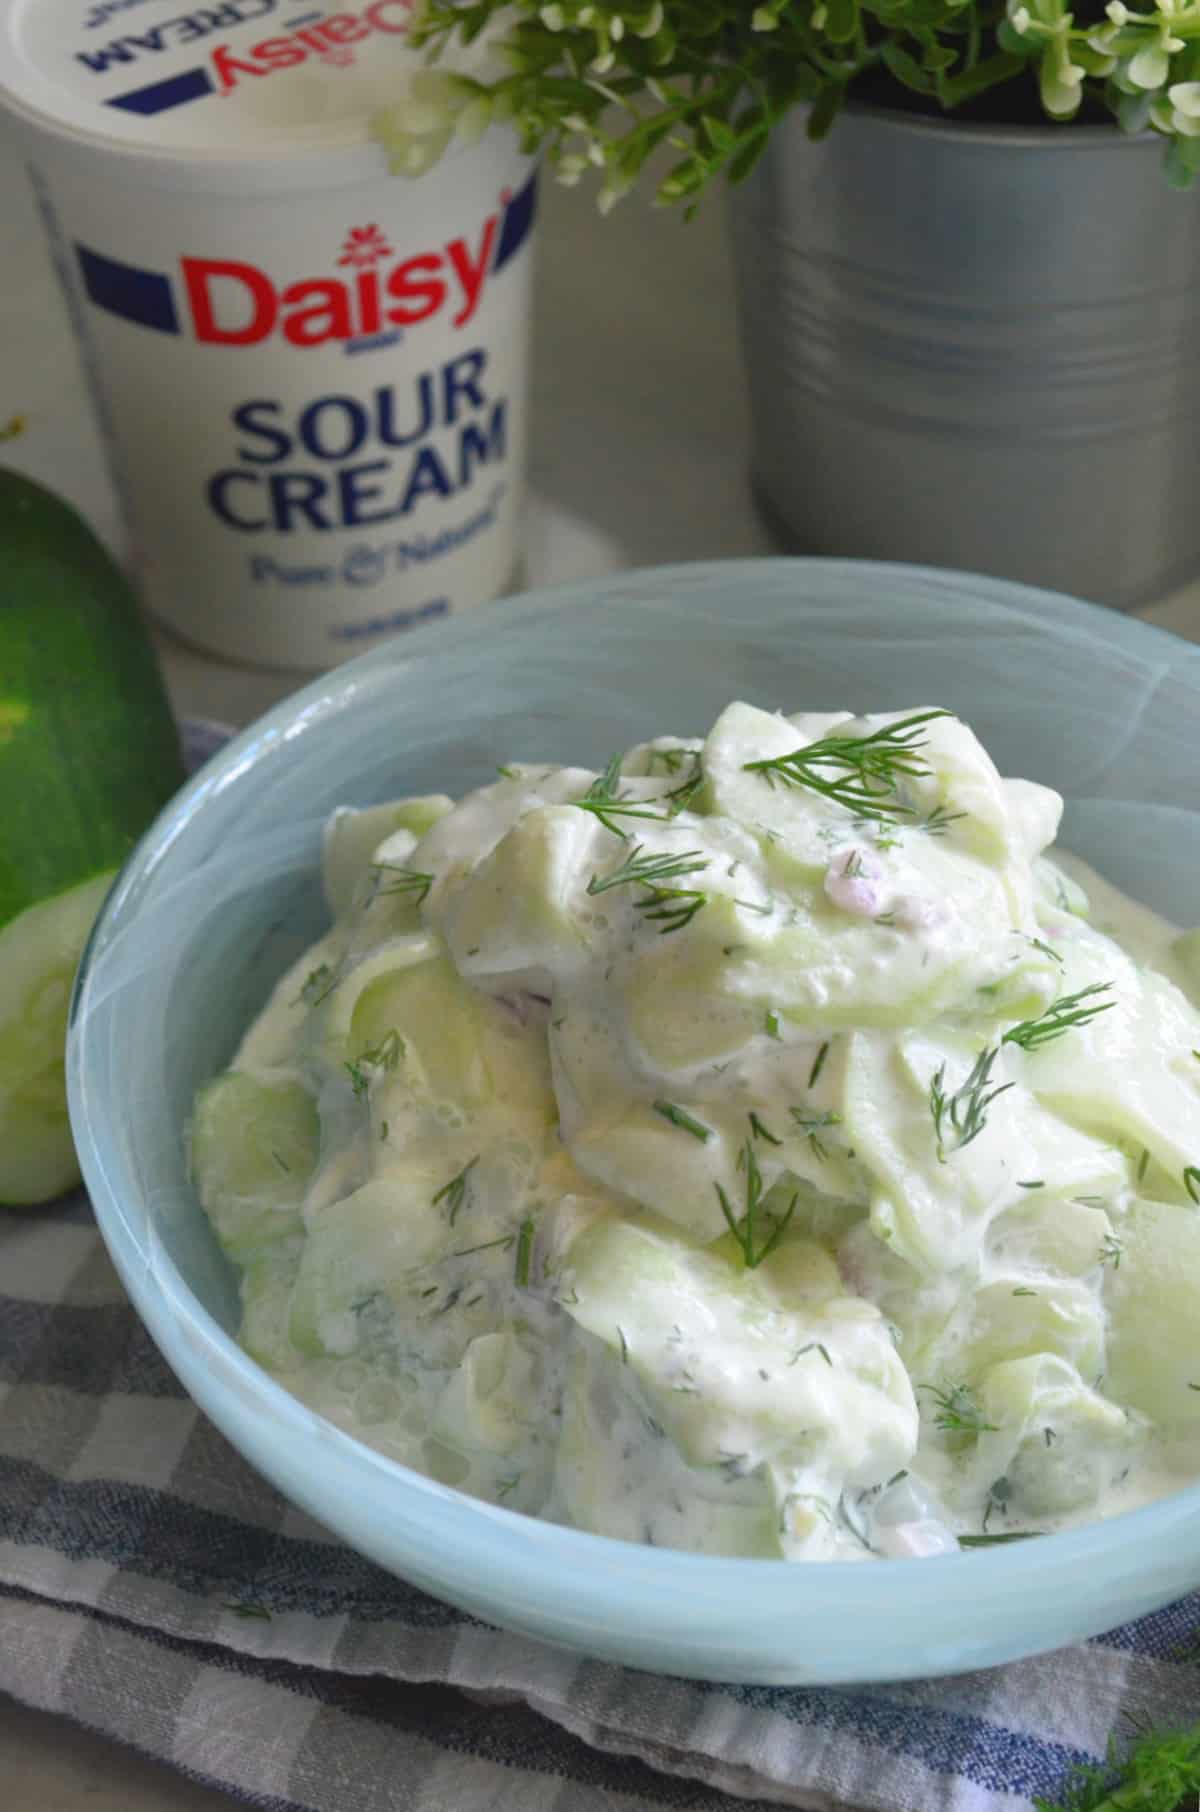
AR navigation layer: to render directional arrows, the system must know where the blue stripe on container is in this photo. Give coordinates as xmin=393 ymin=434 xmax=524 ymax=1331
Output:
xmin=75 ymin=244 xmax=179 ymax=334
xmin=107 ymin=67 xmax=213 ymax=116
xmin=494 ymin=170 xmax=538 ymax=272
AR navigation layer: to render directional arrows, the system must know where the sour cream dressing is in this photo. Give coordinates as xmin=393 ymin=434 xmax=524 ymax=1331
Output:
xmin=190 ymin=704 xmax=1200 ymax=1561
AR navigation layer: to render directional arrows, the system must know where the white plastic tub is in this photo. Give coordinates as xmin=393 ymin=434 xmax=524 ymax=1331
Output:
xmin=0 ymin=0 xmax=536 ymax=668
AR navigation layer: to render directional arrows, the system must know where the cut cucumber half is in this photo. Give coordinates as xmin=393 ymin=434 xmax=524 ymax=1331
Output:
xmin=0 ymin=871 xmax=113 ymax=1204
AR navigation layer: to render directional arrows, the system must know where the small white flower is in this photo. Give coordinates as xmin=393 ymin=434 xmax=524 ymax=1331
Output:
xmin=396 ymin=98 xmax=455 ymax=135
xmin=588 ymin=139 xmax=607 ymax=165
xmin=1128 ymin=44 xmax=1170 ymax=87
xmin=578 ymin=5 xmax=596 ymax=22
xmin=1011 ymin=5 xmax=1032 ymax=29
xmin=610 ymin=14 xmax=625 ymax=40
xmin=1040 ymin=39 xmax=1086 ymax=115
xmin=752 ymin=5 xmax=779 ymax=27
xmin=591 ymin=49 xmax=616 ymax=72
xmin=540 ymin=3 xmax=565 ymax=29
xmin=1167 ymin=80 xmax=1200 ymax=116
xmin=454 ymin=96 xmax=492 ymax=143
xmin=562 ymin=112 xmax=588 ymax=130
xmin=636 ymin=1 xmax=664 ymax=36
xmin=812 ymin=2 xmax=827 ymax=25
xmin=1105 ymin=0 xmax=1129 ymax=21
xmin=1088 ymin=26 xmax=1120 ymax=51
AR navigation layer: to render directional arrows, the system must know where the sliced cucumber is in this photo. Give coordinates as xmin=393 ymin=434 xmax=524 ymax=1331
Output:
xmin=188 ymin=1070 xmax=319 ymax=1261
xmin=0 ymin=871 xmax=113 ymax=1204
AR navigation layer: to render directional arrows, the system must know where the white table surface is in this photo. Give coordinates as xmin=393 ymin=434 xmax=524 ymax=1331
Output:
xmin=2 ymin=121 xmax=1199 ymax=1810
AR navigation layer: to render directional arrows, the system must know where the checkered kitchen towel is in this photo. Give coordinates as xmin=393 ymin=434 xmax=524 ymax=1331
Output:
xmin=3 ymin=723 xmax=1199 ymax=1812
xmin=5 ymin=1197 xmax=1200 ymax=1812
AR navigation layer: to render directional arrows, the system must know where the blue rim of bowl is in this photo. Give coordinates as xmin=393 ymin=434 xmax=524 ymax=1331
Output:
xmin=67 ymin=558 xmax=1200 ymax=1611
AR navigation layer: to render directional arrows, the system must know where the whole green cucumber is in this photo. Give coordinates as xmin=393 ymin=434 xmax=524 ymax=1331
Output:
xmin=0 ymin=468 xmax=185 ymax=1204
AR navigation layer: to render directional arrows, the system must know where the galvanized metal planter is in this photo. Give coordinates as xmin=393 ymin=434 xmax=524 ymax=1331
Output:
xmin=727 ymin=107 xmax=1200 ymax=608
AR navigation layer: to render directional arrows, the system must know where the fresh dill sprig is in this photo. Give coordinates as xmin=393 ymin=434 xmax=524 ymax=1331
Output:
xmin=369 ymin=863 xmax=434 ymax=906
xmin=224 ymin=1600 xmax=272 ymax=1620
xmin=587 ymin=843 xmax=709 ymax=896
xmin=808 ymin=1041 xmax=831 ymax=1088
xmin=922 ymin=803 xmax=968 ymax=835
xmin=789 ymin=1107 xmax=843 ymax=1161
xmin=432 ymin=1155 xmax=480 ymax=1225
xmin=928 ymin=1046 xmax=1014 ymax=1161
xmin=296 ymin=962 xmax=339 ymax=1008
xmin=716 ymin=1139 xmax=797 ymax=1269
xmin=585 ymin=842 xmax=711 ymax=934
xmin=748 ymin=1111 xmax=782 ymax=1146
xmin=1033 ymin=1721 xmax=1200 ymax=1812
xmin=662 ymin=762 xmax=705 ymax=816
xmin=448 ymin=1232 xmax=515 ymax=1260
xmin=574 ymin=756 xmax=672 ymax=838
xmin=1002 ymin=982 xmax=1115 ymax=1052
xmin=789 ymin=1341 xmax=833 ymax=1367
xmin=1098 ymin=1232 xmax=1124 ymax=1269
xmin=742 ymin=710 xmax=952 ymax=822
xmin=344 ymin=1028 xmax=404 ymax=1099
xmin=920 ymin=1382 xmax=998 ymax=1438
xmin=1029 ymin=936 xmax=1064 ymax=965
xmin=514 ymin=1216 xmax=536 ymax=1287
xmin=653 ymin=1100 xmax=711 ymax=1141
xmin=1185 ymin=1166 xmax=1200 ymax=1204
xmin=959 ymin=1531 xmax=1044 ymax=1548
xmin=634 ymin=883 xmax=708 ymax=935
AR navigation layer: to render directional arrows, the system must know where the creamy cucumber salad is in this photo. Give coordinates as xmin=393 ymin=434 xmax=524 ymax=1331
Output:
xmin=191 ymin=703 xmax=1200 ymax=1561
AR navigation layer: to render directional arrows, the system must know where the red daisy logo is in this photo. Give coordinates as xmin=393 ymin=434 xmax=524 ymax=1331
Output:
xmin=338 ymin=225 xmax=394 ymax=269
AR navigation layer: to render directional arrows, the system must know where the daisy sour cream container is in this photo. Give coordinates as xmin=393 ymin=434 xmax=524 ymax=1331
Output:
xmin=0 ymin=0 xmax=536 ymax=668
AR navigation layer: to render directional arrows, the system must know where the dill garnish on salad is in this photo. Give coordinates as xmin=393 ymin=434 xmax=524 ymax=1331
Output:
xmin=189 ymin=702 xmax=1200 ymax=1562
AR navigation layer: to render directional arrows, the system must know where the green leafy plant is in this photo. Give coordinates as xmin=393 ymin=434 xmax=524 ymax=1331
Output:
xmin=1034 ymin=1720 xmax=1200 ymax=1810
xmin=384 ymin=0 xmax=1200 ymax=205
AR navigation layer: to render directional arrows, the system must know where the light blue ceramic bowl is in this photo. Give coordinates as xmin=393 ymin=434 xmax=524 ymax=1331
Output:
xmin=68 ymin=560 xmax=1200 ymax=1686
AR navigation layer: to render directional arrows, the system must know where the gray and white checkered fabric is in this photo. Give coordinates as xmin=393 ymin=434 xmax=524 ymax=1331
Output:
xmin=4 ymin=1195 xmax=1200 ymax=1812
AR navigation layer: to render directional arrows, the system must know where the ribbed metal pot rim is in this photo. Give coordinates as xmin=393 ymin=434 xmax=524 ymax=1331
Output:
xmin=826 ymin=97 xmax=1158 ymax=153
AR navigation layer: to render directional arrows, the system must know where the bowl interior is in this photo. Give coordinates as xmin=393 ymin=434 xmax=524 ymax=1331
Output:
xmin=68 ymin=558 xmax=1200 ymax=1681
